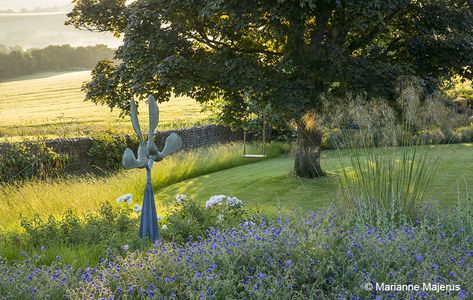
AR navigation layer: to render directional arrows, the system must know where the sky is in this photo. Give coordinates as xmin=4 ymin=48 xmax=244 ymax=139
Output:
xmin=0 ymin=0 xmax=70 ymax=11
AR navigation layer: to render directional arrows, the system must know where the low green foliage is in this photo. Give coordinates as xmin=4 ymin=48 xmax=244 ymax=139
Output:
xmin=19 ymin=202 xmax=138 ymax=248
xmin=2 ymin=194 xmax=250 ymax=266
xmin=0 ymin=141 xmax=69 ymax=183
xmin=162 ymin=195 xmax=249 ymax=243
xmin=455 ymin=125 xmax=473 ymax=143
xmin=2 ymin=202 xmax=143 ymax=266
xmin=87 ymin=132 xmax=139 ymax=170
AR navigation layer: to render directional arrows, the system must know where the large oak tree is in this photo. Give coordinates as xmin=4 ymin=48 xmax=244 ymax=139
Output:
xmin=68 ymin=0 xmax=473 ymax=177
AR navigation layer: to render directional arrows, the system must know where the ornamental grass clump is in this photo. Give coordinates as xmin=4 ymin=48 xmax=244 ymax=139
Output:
xmin=329 ymin=83 xmax=444 ymax=226
xmin=337 ymin=134 xmax=439 ymax=227
xmin=331 ymin=99 xmax=439 ymax=226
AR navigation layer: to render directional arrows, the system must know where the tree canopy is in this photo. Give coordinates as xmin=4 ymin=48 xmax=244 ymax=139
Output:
xmin=68 ymin=0 xmax=473 ymax=113
xmin=67 ymin=0 xmax=473 ymax=176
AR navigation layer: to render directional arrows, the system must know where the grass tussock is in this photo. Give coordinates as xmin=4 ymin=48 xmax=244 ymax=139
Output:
xmin=337 ymin=141 xmax=439 ymax=226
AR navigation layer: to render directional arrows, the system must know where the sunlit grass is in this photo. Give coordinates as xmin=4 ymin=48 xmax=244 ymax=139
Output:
xmin=1 ymin=143 xmax=472 ymax=266
xmin=157 ymin=143 xmax=473 ymax=215
xmin=0 ymin=71 xmax=209 ymax=141
xmin=0 ymin=142 xmax=289 ymax=232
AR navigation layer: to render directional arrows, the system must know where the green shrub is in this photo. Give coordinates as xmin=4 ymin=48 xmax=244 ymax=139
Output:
xmin=0 ymin=141 xmax=69 ymax=182
xmin=19 ymin=202 xmax=140 ymax=250
xmin=455 ymin=125 xmax=473 ymax=143
xmin=161 ymin=194 xmax=250 ymax=243
xmin=87 ymin=132 xmax=139 ymax=170
xmin=415 ymin=128 xmax=446 ymax=145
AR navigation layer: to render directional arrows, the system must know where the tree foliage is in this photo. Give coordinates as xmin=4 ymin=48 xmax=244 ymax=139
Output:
xmin=68 ymin=0 xmax=473 ymax=118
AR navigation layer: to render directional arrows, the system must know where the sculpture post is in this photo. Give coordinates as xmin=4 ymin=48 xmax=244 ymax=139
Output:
xmin=122 ymin=95 xmax=182 ymax=240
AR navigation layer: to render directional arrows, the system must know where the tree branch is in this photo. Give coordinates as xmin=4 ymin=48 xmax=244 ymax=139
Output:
xmin=311 ymin=11 xmax=330 ymax=50
xmin=347 ymin=6 xmax=407 ymax=52
xmin=191 ymin=29 xmax=282 ymax=56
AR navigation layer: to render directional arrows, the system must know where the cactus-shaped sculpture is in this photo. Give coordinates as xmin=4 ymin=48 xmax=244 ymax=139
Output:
xmin=123 ymin=95 xmax=182 ymax=240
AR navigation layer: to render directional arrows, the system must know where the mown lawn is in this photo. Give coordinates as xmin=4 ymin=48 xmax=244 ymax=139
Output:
xmin=158 ymin=143 xmax=473 ymax=212
xmin=0 ymin=71 xmax=208 ymax=141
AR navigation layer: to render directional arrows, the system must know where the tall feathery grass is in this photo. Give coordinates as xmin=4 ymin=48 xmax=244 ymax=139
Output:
xmin=0 ymin=142 xmax=289 ymax=232
xmin=336 ymin=134 xmax=439 ymax=226
xmin=330 ymin=89 xmax=441 ymax=225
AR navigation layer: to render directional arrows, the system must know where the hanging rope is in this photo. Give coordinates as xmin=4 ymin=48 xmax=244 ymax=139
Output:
xmin=242 ymin=109 xmax=267 ymax=158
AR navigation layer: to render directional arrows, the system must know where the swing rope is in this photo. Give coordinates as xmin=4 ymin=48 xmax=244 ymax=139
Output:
xmin=242 ymin=109 xmax=267 ymax=158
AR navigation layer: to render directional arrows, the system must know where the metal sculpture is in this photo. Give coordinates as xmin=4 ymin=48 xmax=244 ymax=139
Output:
xmin=122 ymin=95 xmax=182 ymax=240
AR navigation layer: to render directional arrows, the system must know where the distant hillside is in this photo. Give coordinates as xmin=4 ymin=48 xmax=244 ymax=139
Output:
xmin=0 ymin=0 xmax=70 ymax=12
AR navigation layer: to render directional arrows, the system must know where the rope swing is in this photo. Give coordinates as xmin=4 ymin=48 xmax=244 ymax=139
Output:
xmin=242 ymin=108 xmax=268 ymax=158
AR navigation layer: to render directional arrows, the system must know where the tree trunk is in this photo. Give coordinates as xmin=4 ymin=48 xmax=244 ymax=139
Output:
xmin=294 ymin=112 xmax=324 ymax=178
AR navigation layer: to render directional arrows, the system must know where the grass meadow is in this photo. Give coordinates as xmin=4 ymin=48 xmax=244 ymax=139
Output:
xmin=0 ymin=71 xmax=208 ymax=141
xmin=1 ymin=142 xmax=472 ymax=234
xmin=0 ymin=142 xmax=290 ymax=233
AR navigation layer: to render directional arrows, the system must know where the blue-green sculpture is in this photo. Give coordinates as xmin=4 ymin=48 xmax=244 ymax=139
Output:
xmin=122 ymin=95 xmax=182 ymax=240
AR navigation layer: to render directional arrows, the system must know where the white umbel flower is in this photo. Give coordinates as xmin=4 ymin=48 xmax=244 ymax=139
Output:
xmin=205 ymin=194 xmax=226 ymax=208
xmin=161 ymin=224 xmax=168 ymax=230
xmin=176 ymin=194 xmax=188 ymax=203
xmin=226 ymin=196 xmax=243 ymax=208
xmin=133 ymin=204 xmax=142 ymax=212
xmin=117 ymin=193 xmax=133 ymax=204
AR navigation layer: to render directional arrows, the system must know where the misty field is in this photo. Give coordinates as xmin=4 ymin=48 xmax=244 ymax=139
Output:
xmin=0 ymin=11 xmax=120 ymax=48
xmin=0 ymin=71 xmax=208 ymax=141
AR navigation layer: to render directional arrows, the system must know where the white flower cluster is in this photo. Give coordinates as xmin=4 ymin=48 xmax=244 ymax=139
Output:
xmin=205 ymin=194 xmax=226 ymax=208
xmin=205 ymin=195 xmax=243 ymax=209
xmin=176 ymin=194 xmax=188 ymax=203
xmin=226 ymin=196 xmax=243 ymax=208
xmin=116 ymin=194 xmax=133 ymax=205
xmin=133 ymin=204 xmax=142 ymax=213
xmin=116 ymin=194 xmax=142 ymax=213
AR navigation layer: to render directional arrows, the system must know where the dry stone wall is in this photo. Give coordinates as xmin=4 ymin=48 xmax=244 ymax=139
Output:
xmin=0 ymin=125 xmax=243 ymax=174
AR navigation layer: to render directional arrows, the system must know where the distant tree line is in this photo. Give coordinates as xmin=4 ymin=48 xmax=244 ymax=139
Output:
xmin=0 ymin=44 xmax=114 ymax=81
